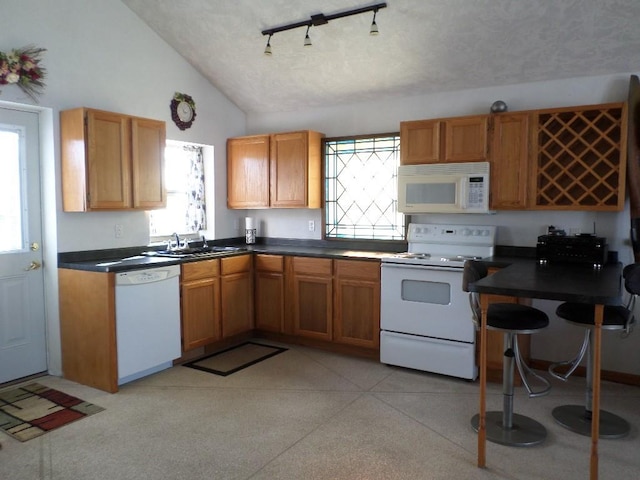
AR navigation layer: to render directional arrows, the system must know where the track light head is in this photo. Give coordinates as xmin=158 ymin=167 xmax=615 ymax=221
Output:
xmin=370 ymin=11 xmax=379 ymax=35
xmin=304 ymin=25 xmax=312 ymax=47
xmin=264 ymin=35 xmax=272 ymax=55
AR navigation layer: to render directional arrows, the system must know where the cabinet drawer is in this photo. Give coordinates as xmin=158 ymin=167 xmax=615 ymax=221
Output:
xmin=182 ymin=259 xmax=219 ymax=281
xmin=292 ymin=256 xmax=332 ymax=276
xmin=255 ymin=254 xmax=283 ymax=273
xmin=221 ymin=254 xmax=252 ymax=275
xmin=334 ymin=259 xmax=380 ymax=280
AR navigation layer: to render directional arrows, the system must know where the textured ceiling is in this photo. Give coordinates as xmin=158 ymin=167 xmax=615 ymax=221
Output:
xmin=121 ymin=0 xmax=640 ymax=114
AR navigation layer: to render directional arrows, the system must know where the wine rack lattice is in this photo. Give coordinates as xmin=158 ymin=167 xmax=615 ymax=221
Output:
xmin=536 ymin=106 xmax=624 ymax=209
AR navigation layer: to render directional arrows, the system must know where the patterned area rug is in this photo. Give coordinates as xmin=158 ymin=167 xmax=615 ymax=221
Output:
xmin=184 ymin=341 xmax=288 ymax=376
xmin=0 ymin=383 xmax=104 ymax=442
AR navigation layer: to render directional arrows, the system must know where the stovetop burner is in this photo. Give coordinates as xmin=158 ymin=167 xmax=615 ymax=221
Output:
xmin=382 ymin=223 xmax=497 ymax=267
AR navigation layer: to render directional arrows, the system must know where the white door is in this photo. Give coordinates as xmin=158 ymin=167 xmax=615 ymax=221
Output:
xmin=0 ymin=107 xmax=47 ymax=383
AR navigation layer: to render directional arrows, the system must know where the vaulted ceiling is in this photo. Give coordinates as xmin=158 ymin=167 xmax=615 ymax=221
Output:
xmin=121 ymin=0 xmax=640 ymax=114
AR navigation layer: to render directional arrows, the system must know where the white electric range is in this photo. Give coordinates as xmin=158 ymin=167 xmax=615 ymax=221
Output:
xmin=380 ymin=223 xmax=497 ymax=379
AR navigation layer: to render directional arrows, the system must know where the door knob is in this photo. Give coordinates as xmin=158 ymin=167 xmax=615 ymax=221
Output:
xmin=25 ymin=261 xmax=42 ymax=271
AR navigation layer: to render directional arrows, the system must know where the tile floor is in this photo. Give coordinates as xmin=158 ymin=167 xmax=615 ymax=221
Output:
xmin=1 ymin=341 xmax=639 ymax=480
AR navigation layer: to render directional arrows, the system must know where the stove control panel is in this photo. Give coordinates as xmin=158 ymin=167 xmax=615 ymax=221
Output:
xmin=408 ymin=223 xmax=496 ymax=245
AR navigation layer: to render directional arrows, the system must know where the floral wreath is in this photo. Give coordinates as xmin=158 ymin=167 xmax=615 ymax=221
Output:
xmin=0 ymin=45 xmax=47 ymax=102
xmin=170 ymin=92 xmax=197 ymax=130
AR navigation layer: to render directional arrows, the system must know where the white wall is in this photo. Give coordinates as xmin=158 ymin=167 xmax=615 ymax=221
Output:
xmin=247 ymin=73 xmax=640 ymax=375
xmin=1 ymin=0 xmax=247 ymax=376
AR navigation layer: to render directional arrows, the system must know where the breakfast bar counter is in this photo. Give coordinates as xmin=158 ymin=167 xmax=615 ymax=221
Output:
xmin=468 ymin=260 xmax=623 ymax=480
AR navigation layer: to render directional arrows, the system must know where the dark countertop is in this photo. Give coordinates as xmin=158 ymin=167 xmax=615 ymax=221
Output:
xmin=57 ymin=240 xmax=400 ymax=273
xmin=56 ymin=239 xmax=538 ymax=274
xmin=469 ymin=259 xmax=623 ymax=305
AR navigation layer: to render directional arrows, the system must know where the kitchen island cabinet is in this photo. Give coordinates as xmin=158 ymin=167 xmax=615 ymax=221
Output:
xmin=60 ymin=108 xmax=166 ymax=211
xmin=220 ymin=254 xmax=254 ymax=338
xmin=181 ymin=259 xmax=221 ymax=351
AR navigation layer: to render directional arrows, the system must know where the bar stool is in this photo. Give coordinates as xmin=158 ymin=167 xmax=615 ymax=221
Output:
xmin=463 ymin=260 xmax=552 ymax=447
xmin=548 ymin=263 xmax=639 ymax=438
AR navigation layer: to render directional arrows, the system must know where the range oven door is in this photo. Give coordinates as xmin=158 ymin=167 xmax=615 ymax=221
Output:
xmin=380 ymin=262 xmax=474 ymax=343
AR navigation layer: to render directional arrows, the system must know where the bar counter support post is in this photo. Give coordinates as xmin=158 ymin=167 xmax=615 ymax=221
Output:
xmin=590 ymin=304 xmax=603 ymax=480
xmin=478 ymin=294 xmax=489 ymax=467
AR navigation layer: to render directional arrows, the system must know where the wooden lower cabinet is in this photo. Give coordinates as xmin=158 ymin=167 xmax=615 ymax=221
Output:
xmin=221 ymin=255 xmax=254 ymax=338
xmin=333 ymin=259 xmax=380 ymax=349
xmin=289 ymin=256 xmax=333 ymax=341
xmin=181 ymin=259 xmax=221 ymax=351
xmin=59 ymin=268 xmax=118 ymax=393
xmin=254 ymin=254 xmax=285 ymax=333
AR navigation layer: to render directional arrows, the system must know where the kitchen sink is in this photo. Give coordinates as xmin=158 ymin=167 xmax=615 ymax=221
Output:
xmin=142 ymin=245 xmax=247 ymax=259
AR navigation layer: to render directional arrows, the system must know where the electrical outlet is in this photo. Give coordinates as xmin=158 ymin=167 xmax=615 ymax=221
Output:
xmin=114 ymin=224 xmax=123 ymax=238
xmin=308 ymin=220 xmax=315 ymax=232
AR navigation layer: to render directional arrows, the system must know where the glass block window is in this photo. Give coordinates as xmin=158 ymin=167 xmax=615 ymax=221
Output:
xmin=325 ymin=134 xmax=405 ymax=240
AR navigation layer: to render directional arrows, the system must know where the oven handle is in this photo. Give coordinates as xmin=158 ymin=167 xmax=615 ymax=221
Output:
xmin=381 ymin=263 xmax=464 ymax=273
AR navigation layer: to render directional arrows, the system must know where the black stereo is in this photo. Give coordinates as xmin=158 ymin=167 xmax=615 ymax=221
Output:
xmin=536 ymin=234 xmax=608 ymax=267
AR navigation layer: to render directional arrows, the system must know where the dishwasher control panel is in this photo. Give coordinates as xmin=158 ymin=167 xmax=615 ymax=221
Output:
xmin=116 ymin=265 xmax=180 ymax=285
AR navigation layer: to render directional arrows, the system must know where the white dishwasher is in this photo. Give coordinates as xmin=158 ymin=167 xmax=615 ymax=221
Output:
xmin=115 ymin=264 xmax=181 ymax=385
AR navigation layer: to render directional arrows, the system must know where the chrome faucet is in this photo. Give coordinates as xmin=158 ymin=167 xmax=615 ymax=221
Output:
xmin=172 ymin=232 xmax=180 ymax=250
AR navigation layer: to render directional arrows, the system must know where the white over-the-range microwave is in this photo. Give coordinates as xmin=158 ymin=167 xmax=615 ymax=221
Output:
xmin=397 ymin=161 xmax=493 ymax=214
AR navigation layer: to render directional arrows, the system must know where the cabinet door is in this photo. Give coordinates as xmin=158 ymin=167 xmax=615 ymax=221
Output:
xmin=86 ymin=110 xmax=131 ymax=209
xmin=291 ymin=257 xmax=333 ymax=340
xmin=270 ymin=131 xmax=310 ymax=207
xmin=227 ymin=135 xmax=270 ymax=208
xmin=131 ymin=117 xmax=166 ymax=209
xmin=333 ymin=260 xmax=380 ymax=349
xmin=221 ymin=271 xmax=254 ymax=338
xmin=400 ymin=119 xmax=442 ymax=165
xmin=220 ymin=255 xmax=254 ymax=338
xmin=489 ymin=113 xmax=529 ymax=209
xmin=181 ymin=277 xmax=221 ymax=351
xmin=444 ymin=115 xmax=488 ymax=162
xmin=255 ymin=255 xmax=284 ymax=333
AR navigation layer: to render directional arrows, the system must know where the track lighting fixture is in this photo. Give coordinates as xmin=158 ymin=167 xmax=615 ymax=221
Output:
xmin=370 ymin=10 xmax=379 ymax=35
xmin=303 ymin=25 xmax=312 ymax=47
xmin=262 ymin=2 xmax=386 ymax=55
xmin=264 ymin=34 xmax=272 ymax=55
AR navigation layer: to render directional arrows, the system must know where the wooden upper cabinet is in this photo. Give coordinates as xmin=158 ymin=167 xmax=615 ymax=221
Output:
xmin=489 ymin=113 xmax=530 ymax=210
xmin=400 ymin=119 xmax=442 ymax=165
xmin=444 ymin=115 xmax=488 ymax=162
xmin=227 ymin=130 xmax=324 ymax=209
xmin=529 ymin=103 xmax=627 ymax=211
xmin=131 ymin=117 xmax=166 ymax=209
xmin=227 ymin=135 xmax=270 ymax=208
xmin=60 ymin=108 xmax=166 ymax=212
xmin=400 ymin=115 xmax=487 ymax=165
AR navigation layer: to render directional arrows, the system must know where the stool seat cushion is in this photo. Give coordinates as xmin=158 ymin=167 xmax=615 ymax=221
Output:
xmin=555 ymin=302 xmax=629 ymax=328
xmin=486 ymin=303 xmax=549 ymax=331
